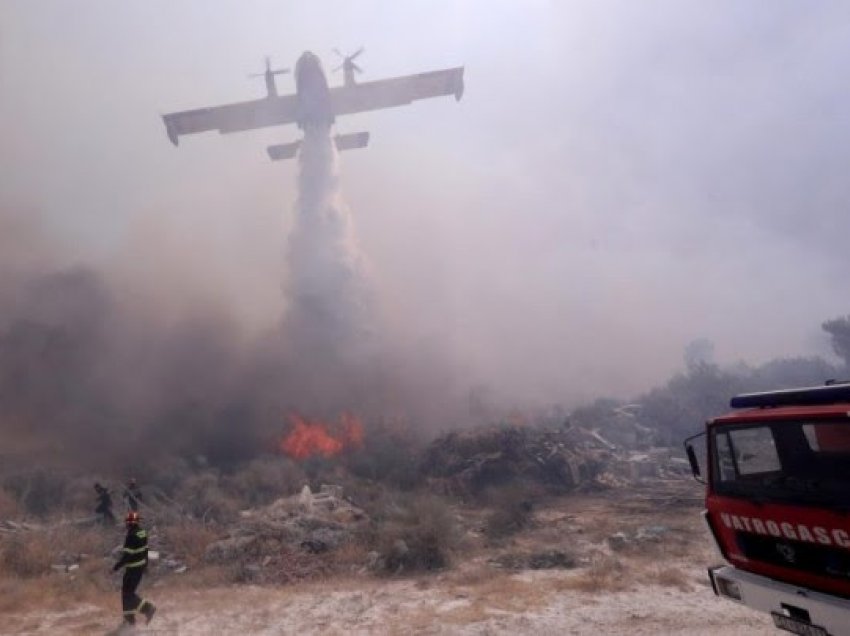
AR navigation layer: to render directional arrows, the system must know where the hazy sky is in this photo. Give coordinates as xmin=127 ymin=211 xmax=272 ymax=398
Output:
xmin=2 ymin=1 xmax=849 ymax=405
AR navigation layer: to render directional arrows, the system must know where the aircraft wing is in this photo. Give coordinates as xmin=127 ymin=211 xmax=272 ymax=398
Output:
xmin=330 ymin=67 xmax=464 ymax=118
xmin=162 ymin=94 xmax=299 ymax=145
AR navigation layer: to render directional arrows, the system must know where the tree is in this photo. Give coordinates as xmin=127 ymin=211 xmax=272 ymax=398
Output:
xmin=822 ymin=316 xmax=850 ymax=368
xmin=684 ymin=338 xmax=715 ymax=372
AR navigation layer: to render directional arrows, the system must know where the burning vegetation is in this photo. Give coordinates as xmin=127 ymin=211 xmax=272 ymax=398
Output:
xmin=279 ymin=413 xmax=365 ymax=460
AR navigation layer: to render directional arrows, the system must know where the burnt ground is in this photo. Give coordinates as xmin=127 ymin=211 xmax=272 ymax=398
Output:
xmin=2 ymin=478 xmax=777 ymax=635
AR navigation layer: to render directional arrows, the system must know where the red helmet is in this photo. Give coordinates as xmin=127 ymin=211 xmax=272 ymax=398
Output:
xmin=125 ymin=511 xmax=141 ymax=525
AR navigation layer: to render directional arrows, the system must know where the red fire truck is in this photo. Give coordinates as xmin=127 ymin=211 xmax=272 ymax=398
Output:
xmin=685 ymin=383 xmax=850 ymax=636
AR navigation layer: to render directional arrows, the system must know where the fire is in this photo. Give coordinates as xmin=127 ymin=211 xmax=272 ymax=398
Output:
xmin=280 ymin=412 xmax=364 ymax=460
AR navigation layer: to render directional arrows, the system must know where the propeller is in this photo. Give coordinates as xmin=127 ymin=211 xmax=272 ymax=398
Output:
xmin=248 ymin=55 xmax=289 ymax=78
xmin=332 ymin=47 xmax=365 ymax=74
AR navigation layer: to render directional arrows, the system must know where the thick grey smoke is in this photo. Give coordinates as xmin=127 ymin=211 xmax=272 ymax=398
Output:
xmin=279 ymin=124 xmax=465 ymax=425
xmin=284 ymin=126 xmax=376 ymax=379
xmin=3 ymin=2 xmax=850 ymax=417
xmin=0 ymin=140 xmax=464 ymax=473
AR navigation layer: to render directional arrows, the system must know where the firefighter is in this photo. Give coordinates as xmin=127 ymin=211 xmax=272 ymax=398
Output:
xmin=94 ymin=483 xmax=116 ymax=526
xmin=122 ymin=477 xmax=143 ymax=512
xmin=112 ymin=511 xmax=156 ymax=626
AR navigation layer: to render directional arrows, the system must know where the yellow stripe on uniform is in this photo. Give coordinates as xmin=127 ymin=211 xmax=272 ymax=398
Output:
xmin=123 ymin=546 xmax=146 ymax=554
xmin=122 ymin=599 xmax=149 ymax=615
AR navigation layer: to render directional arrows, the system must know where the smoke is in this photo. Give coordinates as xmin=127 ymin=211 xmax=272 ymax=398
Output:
xmin=0 ymin=254 xmax=253 ymax=471
xmin=279 ymin=124 xmax=466 ymax=426
xmin=0 ymin=125 xmax=468 ymax=475
xmin=283 ymin=124 xmax=377 ymax=409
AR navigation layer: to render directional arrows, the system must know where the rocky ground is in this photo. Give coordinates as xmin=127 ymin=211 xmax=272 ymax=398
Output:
xmin=2 ymin=479 xmax=777 ymax=635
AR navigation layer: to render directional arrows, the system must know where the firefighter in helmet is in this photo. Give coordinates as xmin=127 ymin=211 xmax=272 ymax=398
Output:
xmin=112 ymin=511 xmax=156 ymax=626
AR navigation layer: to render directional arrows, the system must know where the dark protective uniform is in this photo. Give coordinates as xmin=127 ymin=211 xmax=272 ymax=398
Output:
xmin=95 ymin=484 xmax=116 ymax=525
xmin=112 ymin=523 xmax=155 ymax=625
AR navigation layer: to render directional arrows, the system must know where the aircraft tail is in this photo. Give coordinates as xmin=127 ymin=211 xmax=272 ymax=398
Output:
xmin=267 ymin=132 xmax=370 ymax=161
xmin=334 ymin=131 xmax=370 ymax=151
xmin=267 ymin=141 xmax=301 ymax=161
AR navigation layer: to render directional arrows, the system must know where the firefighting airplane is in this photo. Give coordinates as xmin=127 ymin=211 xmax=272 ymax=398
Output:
xmin=162 ymin=50 xmax=464 ymax=161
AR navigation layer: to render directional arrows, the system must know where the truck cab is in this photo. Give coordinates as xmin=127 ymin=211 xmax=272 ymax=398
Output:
xmin=686 ymin=383 xmax=850 ymax=636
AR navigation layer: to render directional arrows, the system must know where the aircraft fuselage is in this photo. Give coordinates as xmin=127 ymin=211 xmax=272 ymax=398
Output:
xmin=294 ymin=51 xmax=334 ymax=129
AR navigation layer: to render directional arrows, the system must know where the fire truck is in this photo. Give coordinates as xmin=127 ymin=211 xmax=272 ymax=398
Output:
xmin=685 ymin=383 xmax=850 ymax=636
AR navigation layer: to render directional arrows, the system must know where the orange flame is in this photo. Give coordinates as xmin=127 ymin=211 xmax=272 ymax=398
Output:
xmin=280 ymin=413 xmax=364 ymax=460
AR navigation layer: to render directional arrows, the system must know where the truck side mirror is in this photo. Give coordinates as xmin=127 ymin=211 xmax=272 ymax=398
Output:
xmin=683 ymin=432 xmax=706 ymax=484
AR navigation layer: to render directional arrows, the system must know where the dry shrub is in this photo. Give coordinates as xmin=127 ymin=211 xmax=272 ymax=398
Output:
xmin=492 ymin=548 xmax=577 ymax=571
xmin=142 ymin=454 xmax=193 ymax=496
xmin=2 ymin=469 xmax=68 ymax=516
xmin=0 ymin=523 xmax=113 ymax=580
xmin=331 ymin=539 xmax=369 ymax=568
xmin=404 ymin=575 xmax=548 ymax=630
xmin=340 ymin=479 xmax=397 ymax=521
xmin=482 ymin=484 xmax=537 ymax=540
xmin=581 ymin=515 xmax=631 ymax=542
xmin=0 ymin=487 xmax=19 ymax=518
xmin=447 ymin=563 xmax=495 ymax=587
xmin=346 ymin=422 xmax=422 ymax=490
xmin=390 ymin=576 xmax=536 ymax=631
xmin=175 ymin=472 xmax=239 ymax=523
xmin=224 ymin=456 xmax=306 ymax=507
xmin=176 ymin=564 xmax=233 ymax=588
xmin=53 ymin=557 xmax=113 ymax=604
xmin=371 ymin=494 xmax=458 ymax=573
xmin=161 ymin=520 xmax=220 ymax=566
xmin=556 ymin=555 xmax=630 ymax=594
xmin=62 ymin=525 xmax=113 ymax=558
xmin=0 ymin=565 xmax=112 ymax=614
xmin=0 ymin=523 xmax=119 ymax=615
xmin=648 ymin=565 xmax=691 ymax=591
xmin=0 ymin=576 xmax=39 ymax=614
xmin=205 ymin=546 xmax=348 ymax=586
xmin=0 ymin=533 xmax=53 ymax=578
xmin=617 ymin=525 xmax=694 ymax=561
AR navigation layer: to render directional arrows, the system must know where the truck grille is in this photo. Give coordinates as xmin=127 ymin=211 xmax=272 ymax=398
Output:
xmin=737 ymin=532 xmax=850 ymax=581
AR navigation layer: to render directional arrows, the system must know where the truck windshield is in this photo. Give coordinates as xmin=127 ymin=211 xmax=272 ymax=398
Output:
xmin=712 ymin=420 xmax=850 ymax=507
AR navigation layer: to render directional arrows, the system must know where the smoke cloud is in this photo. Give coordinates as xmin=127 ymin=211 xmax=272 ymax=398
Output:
xmin=283 ymin=125 xmax=378 ymax=413
xmin=0 ymin=126 xmax=466 ymax=474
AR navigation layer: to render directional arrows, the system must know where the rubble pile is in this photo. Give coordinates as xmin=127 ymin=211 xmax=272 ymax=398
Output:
xmin=203 ymin=485 xmax=368 ymax=583
xmin=420 ymin=425 xmax=611 ymax=497
xmin=420 ymin=421 xmax=694 ymax=498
